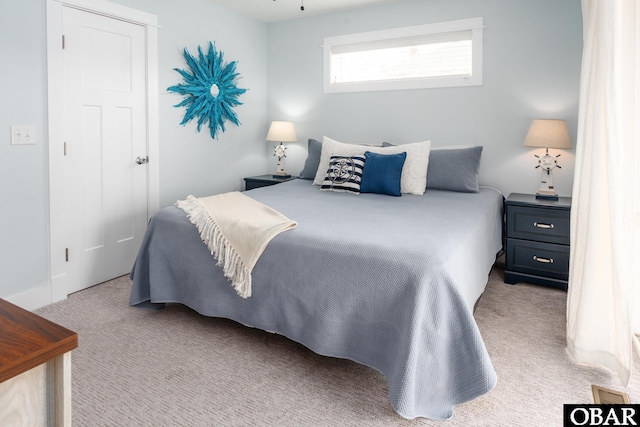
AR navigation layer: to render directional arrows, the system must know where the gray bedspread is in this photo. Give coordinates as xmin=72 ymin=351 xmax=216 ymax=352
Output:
xmin=129 ymin=179 xmax=504 ymax=420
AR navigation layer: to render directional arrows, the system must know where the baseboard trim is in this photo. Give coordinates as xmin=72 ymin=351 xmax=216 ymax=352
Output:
xmin=5 ymin=284 xmax=62 ymax=311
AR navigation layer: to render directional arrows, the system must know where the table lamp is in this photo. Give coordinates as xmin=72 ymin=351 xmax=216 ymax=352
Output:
xmin=266 ymin=121 xmax=297 ymax=178
xmin=523 ymin=119 xmax=572 ymax=200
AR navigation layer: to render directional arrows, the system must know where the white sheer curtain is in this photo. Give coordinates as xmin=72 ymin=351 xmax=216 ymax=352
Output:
xmin=567 ymin=0 xmax=638 ymax=386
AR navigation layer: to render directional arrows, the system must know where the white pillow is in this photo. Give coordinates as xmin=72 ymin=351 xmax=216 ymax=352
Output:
xmin=313 ymin=136 xmax=431 ymax=195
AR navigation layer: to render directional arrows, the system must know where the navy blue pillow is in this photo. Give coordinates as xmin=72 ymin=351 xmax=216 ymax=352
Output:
xmin=360 ymin=151 xmax=406 ymax=197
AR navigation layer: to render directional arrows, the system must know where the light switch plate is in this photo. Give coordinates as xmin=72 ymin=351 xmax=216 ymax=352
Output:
xmin=11 ymin=125 xmax=36 ymax=145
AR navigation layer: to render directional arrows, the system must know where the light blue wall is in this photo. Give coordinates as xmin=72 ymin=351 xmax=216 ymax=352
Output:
xmin=0 ymin=0 xmax=268 ymax=300
xmin=267 ymin=0 xmax=583 ymax=198
xmin=113 ymin=0 xmax=269 ymax=206
xmin=0 ymin=3 xmax=50 ymax=299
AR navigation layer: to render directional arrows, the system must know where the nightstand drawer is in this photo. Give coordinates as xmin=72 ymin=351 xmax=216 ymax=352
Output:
xmin=244 ymin=175 xmax=296 ymax=191
xmin=506 ymin=239 xmax=569 ymax=281
xmin=245 ymin=180 xmax=274 ymax=191
xmin=506 ymin=205 xmax=570 ymax=245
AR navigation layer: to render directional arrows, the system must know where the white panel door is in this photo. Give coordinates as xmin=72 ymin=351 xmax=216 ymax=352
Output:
xmin=63 ymin=7 xmax=148 ymax=294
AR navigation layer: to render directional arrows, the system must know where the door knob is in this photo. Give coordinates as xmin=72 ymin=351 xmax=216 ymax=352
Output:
xmin=135 ymin=156 xmax=148 ymax=165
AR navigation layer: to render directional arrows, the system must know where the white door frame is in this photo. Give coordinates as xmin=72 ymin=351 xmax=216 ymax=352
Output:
xmin=46 ymin=0 xmax=159 ymax=304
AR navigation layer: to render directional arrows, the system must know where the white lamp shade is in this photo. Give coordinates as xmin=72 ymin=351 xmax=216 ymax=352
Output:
xmin=523 ymin=119 xmax=572 ymax=149
xmin=266 ymin=121 xmax=297 ymax=142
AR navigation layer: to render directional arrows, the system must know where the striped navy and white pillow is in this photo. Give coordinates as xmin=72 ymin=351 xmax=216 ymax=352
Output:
xmin=320 ymin=155 xmax=366 ymax=194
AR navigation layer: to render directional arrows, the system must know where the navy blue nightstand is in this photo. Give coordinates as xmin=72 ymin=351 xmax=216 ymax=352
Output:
xmin=504 ymin=193 xmax=571 ymax=290
xmin=244 ymin=174 xmax=296 ymax=191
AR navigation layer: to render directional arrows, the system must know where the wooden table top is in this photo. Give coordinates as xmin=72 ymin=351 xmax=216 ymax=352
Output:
xmin=0 ymin=298 xmax=78 ymax=383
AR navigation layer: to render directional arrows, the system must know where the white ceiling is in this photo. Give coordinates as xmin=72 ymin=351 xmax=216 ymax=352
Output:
xmin=205 ymin=0 xmax=402 ymax=23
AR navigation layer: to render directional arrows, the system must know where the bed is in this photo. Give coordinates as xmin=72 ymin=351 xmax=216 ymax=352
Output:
xmin=129 ymin=140 xmax=504 ymax=420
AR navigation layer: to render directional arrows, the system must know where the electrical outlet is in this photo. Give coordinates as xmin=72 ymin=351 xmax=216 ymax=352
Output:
xmin=11 ymin=125 xmax=36 ymax=145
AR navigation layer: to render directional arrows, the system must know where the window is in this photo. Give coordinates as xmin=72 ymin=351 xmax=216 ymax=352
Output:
xmin=323 ymin=17 xmax=483 ymax=94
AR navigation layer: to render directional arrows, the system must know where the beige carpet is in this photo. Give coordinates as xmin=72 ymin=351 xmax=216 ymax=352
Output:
xmin=35 ymin=266 xmax=639 ymax=426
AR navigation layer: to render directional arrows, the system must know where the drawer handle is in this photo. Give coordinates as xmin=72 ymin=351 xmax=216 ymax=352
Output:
xmin=533 ymin=222 xmax=554 ymax=229
xmin=533 ymin=256 xmax=554 ymax=264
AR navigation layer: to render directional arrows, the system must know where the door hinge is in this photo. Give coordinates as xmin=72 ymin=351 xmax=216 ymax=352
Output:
xmin=62 ymin=35 xmax=65 ymax=49
xmin=65 ymin=248 xmax=69 ymax=262
xmin=64 ymin=141 xmax=67 ymax=156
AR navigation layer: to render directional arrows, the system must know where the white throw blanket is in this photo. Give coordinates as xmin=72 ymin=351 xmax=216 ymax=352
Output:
xmin=176 ymin=192 xmax=297 ymax=298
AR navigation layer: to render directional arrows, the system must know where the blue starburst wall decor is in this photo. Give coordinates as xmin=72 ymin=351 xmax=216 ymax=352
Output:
xmin=168 ymin=42 xmax=248 ymax=139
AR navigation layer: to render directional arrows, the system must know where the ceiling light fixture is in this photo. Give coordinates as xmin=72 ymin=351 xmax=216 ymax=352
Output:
xmin=272 ymin=0 xmax=305 ymax=12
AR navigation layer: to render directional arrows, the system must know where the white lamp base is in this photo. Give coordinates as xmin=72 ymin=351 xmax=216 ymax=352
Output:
xmin=536 ymin=169 xmax=558 ymax=200
xmin=273 ymin=157 xmax=291 ymax=179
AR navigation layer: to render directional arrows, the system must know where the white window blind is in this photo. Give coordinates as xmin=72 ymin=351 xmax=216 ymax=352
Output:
xmin=323 ymin=18 xmax=483 ymax=93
